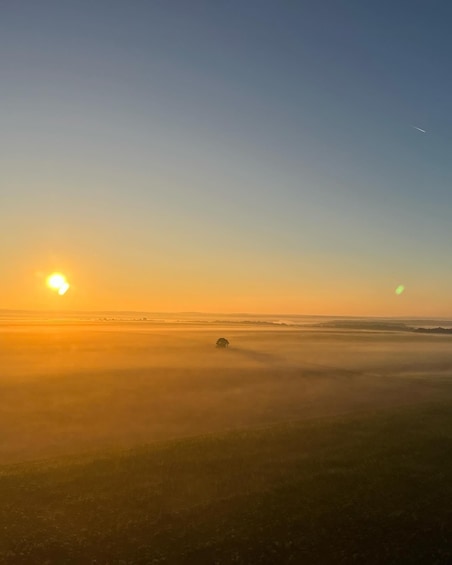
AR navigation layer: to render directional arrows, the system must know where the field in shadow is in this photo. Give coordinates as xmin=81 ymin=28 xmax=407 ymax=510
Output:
xmin=2 ymin=402 xmax=452 ymax=563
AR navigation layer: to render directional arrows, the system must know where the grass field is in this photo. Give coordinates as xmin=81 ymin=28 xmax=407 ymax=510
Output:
xmin=2 ymin=403 xmax=452 ymax=563
xmin=2 ymin=322 xmax=452 ymax=563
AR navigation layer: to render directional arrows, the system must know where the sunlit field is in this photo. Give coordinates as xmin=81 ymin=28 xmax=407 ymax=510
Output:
xmin=2 ymin=322 xmax=452 ymax=563
xmin=2 ymin=322 xmax=452 ymax=464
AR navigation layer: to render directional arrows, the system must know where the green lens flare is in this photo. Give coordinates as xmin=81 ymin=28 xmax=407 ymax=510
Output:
xmin=395 ymin=285 xmax=405 ymax=295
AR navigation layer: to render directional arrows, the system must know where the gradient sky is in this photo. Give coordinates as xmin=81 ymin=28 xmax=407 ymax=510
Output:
xmin=2 ymin=1 xmax=452 ymax=315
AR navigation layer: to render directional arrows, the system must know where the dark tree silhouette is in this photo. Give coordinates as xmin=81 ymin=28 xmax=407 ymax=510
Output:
xmin=216 ymin=337 xmax=230 ymax=348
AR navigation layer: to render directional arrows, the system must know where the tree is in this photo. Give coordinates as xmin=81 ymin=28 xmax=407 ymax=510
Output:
xmin=216 ymin=337 xmax=230 ymax=348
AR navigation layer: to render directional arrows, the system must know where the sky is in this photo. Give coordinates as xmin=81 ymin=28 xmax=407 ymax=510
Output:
xmin=2 ymin=0 xmax=452 ymax=316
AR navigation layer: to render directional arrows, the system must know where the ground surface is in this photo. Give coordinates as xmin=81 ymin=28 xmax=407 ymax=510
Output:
xmin=1 ymin=322 xmax=452 ymax=463
xmin=2 ymin=322 xmax=452 ymax=563
xmin=2 ymin=403 xmax=452 ymax=564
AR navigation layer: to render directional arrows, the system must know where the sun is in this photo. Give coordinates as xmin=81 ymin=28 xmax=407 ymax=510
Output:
xmin=46 ymin=273 xmax=70 ymax=295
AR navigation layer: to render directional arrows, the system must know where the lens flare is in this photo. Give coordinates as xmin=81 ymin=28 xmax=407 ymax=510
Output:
xmin=47 ymin=273 xmax=70 ymax=295
xmin=58 ymin=282 xmax=70 ymax=296
xmin=395 ymin=284 xmax=405 ymax=295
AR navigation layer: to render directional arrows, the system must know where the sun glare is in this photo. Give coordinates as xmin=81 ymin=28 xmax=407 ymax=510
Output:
xmin=47 ymin=273 xmax=70 ymax=295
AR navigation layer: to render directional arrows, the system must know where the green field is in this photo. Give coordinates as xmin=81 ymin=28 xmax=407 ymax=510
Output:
xmin=2 ymin=323 xmax=452 ymax=563
xmin=2 ymin=403 xmax=452 ymax=564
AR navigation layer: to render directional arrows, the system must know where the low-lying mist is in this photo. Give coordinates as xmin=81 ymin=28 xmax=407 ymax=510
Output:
xmin=1 ymin=322 xmax=452 ymax=463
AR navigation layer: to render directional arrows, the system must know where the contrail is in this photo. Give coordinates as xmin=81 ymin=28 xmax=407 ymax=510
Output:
xmin=412 ymin=125 xmax=427 ymax=133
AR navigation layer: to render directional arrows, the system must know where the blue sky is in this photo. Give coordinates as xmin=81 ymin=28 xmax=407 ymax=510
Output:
xmin=2 ymin=1 xmax=452 ymax=314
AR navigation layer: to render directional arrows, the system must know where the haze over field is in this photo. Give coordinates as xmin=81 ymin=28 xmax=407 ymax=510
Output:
xmin=2 ymin=319 xmax=452 ymax=465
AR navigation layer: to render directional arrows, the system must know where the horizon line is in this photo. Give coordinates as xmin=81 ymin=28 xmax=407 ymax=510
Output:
xmin=1 ymin=309 xmax=452 ymax=320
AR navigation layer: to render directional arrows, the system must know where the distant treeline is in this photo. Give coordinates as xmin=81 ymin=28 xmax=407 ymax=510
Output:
xmin=315 ymin=321 xmax=452 ymax=334
xmin=413 ymin=327 xmax=452 ymax=334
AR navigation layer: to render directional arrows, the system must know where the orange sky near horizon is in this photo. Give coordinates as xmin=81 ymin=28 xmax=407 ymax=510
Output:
xmin=2 ymin=248 xmax=449 ymax=317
